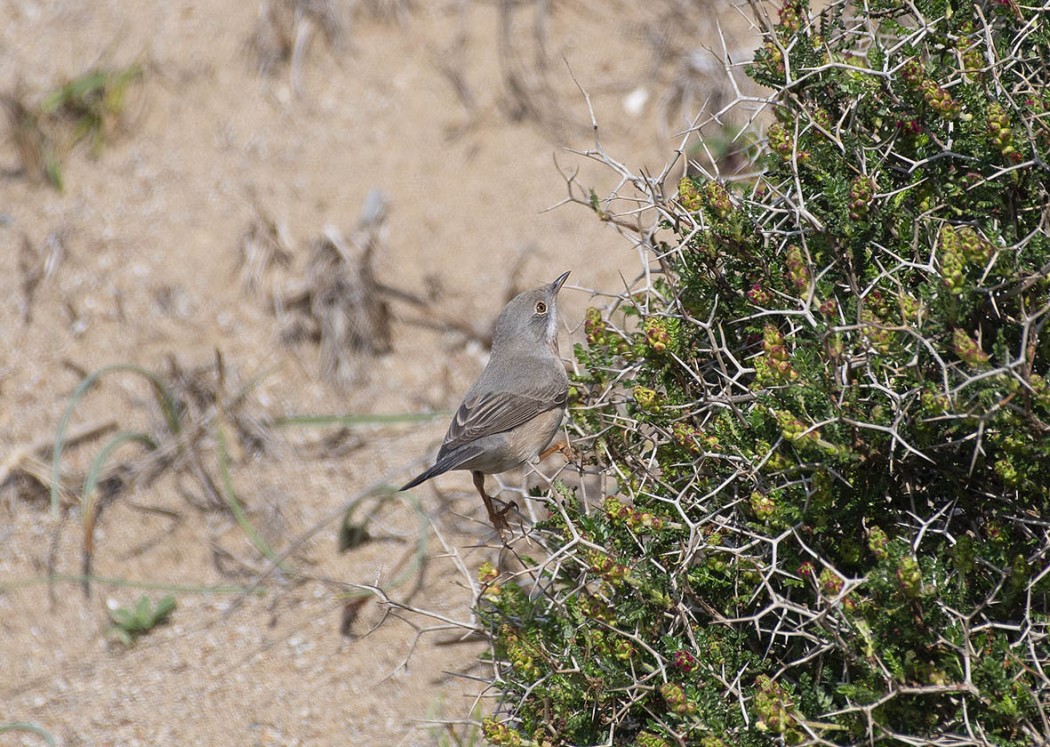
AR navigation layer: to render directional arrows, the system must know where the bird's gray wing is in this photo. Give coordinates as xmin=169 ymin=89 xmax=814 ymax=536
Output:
xmin=441 ymin=378 xmax=566 ymax=454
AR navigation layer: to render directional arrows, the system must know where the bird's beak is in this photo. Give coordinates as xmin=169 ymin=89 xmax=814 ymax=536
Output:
xmin=550 ymin=271 xmax=570 ymax=294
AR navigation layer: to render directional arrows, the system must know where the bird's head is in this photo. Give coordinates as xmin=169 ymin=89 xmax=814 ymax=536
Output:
xmin=491 ymin=270 xmax=570 ymax=355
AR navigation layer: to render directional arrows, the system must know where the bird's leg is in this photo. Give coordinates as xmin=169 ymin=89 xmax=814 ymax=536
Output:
xmin=539 ymin=440 xmax=578 ymax=463
xmin=472 ymin=471 xmax=514 ymax=537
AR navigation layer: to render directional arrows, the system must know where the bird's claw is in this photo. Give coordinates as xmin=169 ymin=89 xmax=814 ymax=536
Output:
xmin=486 ymin=497 xmax=518 ymax=539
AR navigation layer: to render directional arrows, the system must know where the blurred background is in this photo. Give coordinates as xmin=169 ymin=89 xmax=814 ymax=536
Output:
xmin=0 ymin=2 xmax=759 ymax=744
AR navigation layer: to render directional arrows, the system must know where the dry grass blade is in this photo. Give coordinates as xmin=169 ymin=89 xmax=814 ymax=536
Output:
xmin=248 ymin=0 xmax=348 ymax=94
xmin=162 ymin=353 xmax=276 ymax=463
xmin=17 ymin=231 xmax=66 ymax=324
xmin=2 ymin=91 xmax=61 ymax=186
xmin=433 ymin=3 xmax=476 ymax=123
xmin=496 ymin=0 xmax=583 ymax=137
xmin=237 ymin=201 xmax=293 ymax=295
xmin=0 ymin=420 xmax=116 ymax=508
xmin=361 ymin=0 xmax=416 ymax=24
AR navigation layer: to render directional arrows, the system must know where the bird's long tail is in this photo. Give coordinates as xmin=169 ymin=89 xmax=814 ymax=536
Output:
xmin=399 ymin=444 xmax=484 ymax=492
xmin=399 ymin=463 xmax=448 ymax=492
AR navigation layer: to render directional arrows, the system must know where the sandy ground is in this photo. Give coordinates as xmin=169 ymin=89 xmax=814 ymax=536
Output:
xmin=0 ymin=2 xmax=758 ymax=745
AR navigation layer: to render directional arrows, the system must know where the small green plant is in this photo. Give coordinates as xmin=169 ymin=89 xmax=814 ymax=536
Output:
xmin=40 ymin=64 xmax=143 ymax=156
xmin=2 ymin=62 xmax=143 ymax=190
xmin=108 ymin=595 xmax=176 ymax=646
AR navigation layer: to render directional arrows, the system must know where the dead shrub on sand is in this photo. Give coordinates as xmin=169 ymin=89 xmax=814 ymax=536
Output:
xmin=242 ymin=190 xmax=394 ymax=387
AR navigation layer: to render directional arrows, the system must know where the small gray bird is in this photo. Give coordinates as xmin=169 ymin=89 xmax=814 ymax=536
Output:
xmin=401 ymin=271 xmax=570 ymax=536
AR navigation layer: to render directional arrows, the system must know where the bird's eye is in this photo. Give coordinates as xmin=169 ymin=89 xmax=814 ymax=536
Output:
xmin=534 ymin=300 xmax=548 ymax=315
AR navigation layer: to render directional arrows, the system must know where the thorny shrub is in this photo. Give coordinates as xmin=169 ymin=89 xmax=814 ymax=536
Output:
xmin=480 ymin=1 xmax=1050 ymax=745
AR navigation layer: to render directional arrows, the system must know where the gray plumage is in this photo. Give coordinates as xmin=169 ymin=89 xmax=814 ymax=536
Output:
xmin=401 ymin=271 xmax=570 ymax=535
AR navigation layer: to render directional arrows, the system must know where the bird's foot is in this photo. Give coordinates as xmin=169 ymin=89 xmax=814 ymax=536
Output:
xmin=473 ymin=471 xmax=519 ymax=541
xmin=483 ymin=495 xmax=518 ymax=539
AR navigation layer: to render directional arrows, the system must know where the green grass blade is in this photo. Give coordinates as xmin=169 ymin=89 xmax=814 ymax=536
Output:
xmin=81 ymin=431 xmax=156 ymax=501
xmin=0 ymin=573 xmax=258 ymax=595
xmin=44 ymin=149 xmax=63 ymax=191
xmin=272 ymin=411 xmax=449 ymax=428
xmin=40 ymin=71 xmax=108 ymax=112
xmin=153 ymin=594 xmax=176 ymax=620
xmin=79 ymin=430 xmax=156 ymax=597
xmin=215 ymin=422 xmax=287 ymax=573
xmin=0 ymin=722 xmax=56 ymax=746
xmin=51 ymin=363 xmax=181 ymax=519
